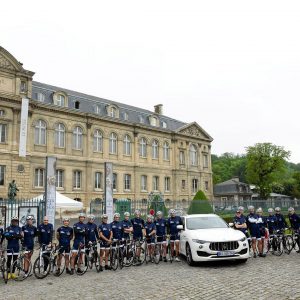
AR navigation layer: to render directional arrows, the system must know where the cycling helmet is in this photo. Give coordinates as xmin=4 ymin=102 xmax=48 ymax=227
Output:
xmin=238 ymin=206 xmax=244 ymax=212
xmin=134 ymin=209 xmax=141 ymax=216
xmin=267 ymin=208 xmax=274 ymax=213
xmin=79 ymin=213 xmax=86 ymax=218
xmin=169 ymin=209 xmax=176 ymax=215
xmin=11 ymin=216 xmax=19 ymax=221
xmin=63 ymin=217 xmax=70 ymax=222
xmin=87 ymin=214 xmax=95 ymax=220
xmin=124 ymin=212 xmax=130 ymax=217
xmin=156 ymin=211 xmax=163 ymax=216
xmin=248 ymin=205 xmax=254 ymax=211
xmin=275 ymin=207 xmax=281 ymax=212
xmin=147 ymin=214 xmax=154 ymax=220
xmin=114 ymin=213 xmax=120 ymax=218
xmin=256 ymin=207 xmax=263 ymax=213
xmin=26 ymin=215 xmax=34 ymax=220
xmin=101 ymin=214 xmax=108 ymax=219
xmin=288 ymin=207 xmax=294 ymax=213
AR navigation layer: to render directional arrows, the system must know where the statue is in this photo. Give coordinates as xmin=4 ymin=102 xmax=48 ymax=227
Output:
xmin=8 ymin=180 xmax=19 ymax=201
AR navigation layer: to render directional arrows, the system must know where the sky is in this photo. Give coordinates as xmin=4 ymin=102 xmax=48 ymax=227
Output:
xmin=1 ymin=1 xmax=300 ymax=162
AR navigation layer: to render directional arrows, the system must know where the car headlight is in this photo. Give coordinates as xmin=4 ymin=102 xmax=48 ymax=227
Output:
xmin=192 ymin=239 xmax=209 ymax=244
xmin=239 ymin=236 xmax=246 ymax=242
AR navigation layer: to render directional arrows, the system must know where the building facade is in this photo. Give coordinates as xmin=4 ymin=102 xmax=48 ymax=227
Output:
xmin=0 ymin=46 xmax=213 ymax=207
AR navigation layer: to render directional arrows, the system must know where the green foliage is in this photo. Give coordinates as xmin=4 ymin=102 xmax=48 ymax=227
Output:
xmin=245 ymin=143 xmax=290 ymax=199
xmin=187 ymin=190 xmax=213 ymax=214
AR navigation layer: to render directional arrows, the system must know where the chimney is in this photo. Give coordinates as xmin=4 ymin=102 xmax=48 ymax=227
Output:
xmin=154 ymin=104 xmax=163 ymax=115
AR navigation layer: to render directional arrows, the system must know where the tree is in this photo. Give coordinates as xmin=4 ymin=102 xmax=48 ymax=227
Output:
xmin=245 ymin=143 xmax=290 ymax=200
xmin=187 ymin=190 xmax=213 ymax=214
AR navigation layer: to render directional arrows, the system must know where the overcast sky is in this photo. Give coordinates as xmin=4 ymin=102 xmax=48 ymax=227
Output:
xmin=2 ymin=1 xmax=300 ymax=162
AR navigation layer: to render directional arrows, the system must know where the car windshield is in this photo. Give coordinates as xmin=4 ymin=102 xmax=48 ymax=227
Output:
xmin=186 ymin=216 xmax=228 ymax=230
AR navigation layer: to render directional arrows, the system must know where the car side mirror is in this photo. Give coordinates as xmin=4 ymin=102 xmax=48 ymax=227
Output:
xmin=177 ymin=225 xmax=183 ymax=230
xmin=228 ymin=223 xmax=234 ymax=227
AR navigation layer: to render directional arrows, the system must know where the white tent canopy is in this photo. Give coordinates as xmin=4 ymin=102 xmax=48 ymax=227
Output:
xmin=32 ymin=192 xmax=83 ymax=209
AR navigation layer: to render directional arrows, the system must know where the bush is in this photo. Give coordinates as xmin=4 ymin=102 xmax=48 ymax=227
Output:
xmin=187 ymin=190 xmax=213 ymax=214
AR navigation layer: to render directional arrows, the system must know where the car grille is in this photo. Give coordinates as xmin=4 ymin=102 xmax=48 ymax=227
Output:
xmin=209 ymin=241 xmax=239 ymax=251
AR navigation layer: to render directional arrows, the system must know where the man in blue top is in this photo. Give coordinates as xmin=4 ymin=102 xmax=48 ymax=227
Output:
xmin=246 ymin=206 xmax=259 ymax=257
xmin=85 ymin=214 xmax=99 ymax=257
xmin=4 ymin=216 xmax=23 ymax=279
xmin=256 ymin=208 xmax=267 ymax=257
xmin=274 ymin=207 xmax=287 ymax=231
xmin=98 ymin=214 xmax=112 ymax=271
xmin=70 ymin=213 xmax=87 ymax=274
xmin=233 ymin=209 xmax=248 ymax=235
xmin=266 ymin=208 xmax=277 ymax=235
xmin=111 ymin=213 xmax=123 ymax=241
xmin=144 ymin=215 xmax=156 ymax=263
xmin=56 ymin=217 xmax=73 ymax=274
xmin=155 ymin=211 xmax=167 ymax=262
xmin=131 ymin=210 xmax=145 ymax=263
xmin=167 ymin=209 xmax=182 ymax=262
xmin=22 ymin=215 xmax=37 ymax=275
xmin=288 ymin=207 xmax=300 ymax=252
xmin=121 ymin=212 xmax=133 ymax=240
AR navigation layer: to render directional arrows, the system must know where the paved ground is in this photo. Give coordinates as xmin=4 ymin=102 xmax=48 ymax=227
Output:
xmin=1 ymin=251 xmax=299 ymax=300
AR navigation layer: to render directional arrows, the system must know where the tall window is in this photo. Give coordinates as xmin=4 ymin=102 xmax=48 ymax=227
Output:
xmin=73 ymin=126 xmax=83 ymax=150
xmin=139 ymin=138 xmax=147 ymax=158
xmin=113 ymin=173 xmax=117 ymax=190
xmin=95 ymin=172 xmax=103 ymax=189
xmin=20 ymin=81 xmax=27 ymax=93
xmin=141 ymin=175 xmax=147 ymax=191
xmin=153 ymin=176 xmax=159 ymax=191
xmin=164 ymin=177 xmax=170 ymax=192
xmin=54 ymin=123 xmax=65 ymax=148
xmin=0 ymin=124 xmax=7 ymax=143
xmin=152 ymin=140 xmax=159 ymax=159
xmin=56 ymin=169 xmax=64 ymax=188
xmin=110 ymin=107 xmax=117 ymax=118
xmin=95 ymin=105 xmax=101 ymax=114
xmin=123 ymin=112 xmax=128 ymax=121
xmin=34 ymin=168 xmax=44 ymax=187
xmin=179 ymin=151 xmax=185 ymax=165
xmin=109 ymin=132 xmax=117 ymax=154
xmin=0 ymin=165 xmax=5 ymax=186
xmin=192 ymin=179 xmax=198 ymax=193
xmin=181 ymin=180 xmax=186 ymax=190
xmin=124 ymin=174 xmax=131 ymax=190
xmin=163 ymin=142 xmax=170 ymax=160
xmin=203 ymin=154 xmax=209 ymax=168
xmin=56 ymin=94 xmax=65 ymax=106
xmin=73 ymin=171 xmax=82 ymax=189
xmin=190 ymin=144 xmax=198 ymax=166
xmin=37 ymin=93 xmax=45 ymax=102
xmin=123 ymin=135 xmax=131 ymax=155
xmin=93 ymin=130 xmax=103 ymax=152
xmin=34 ymin=120 xmax=46 ymax=145
xmin=150 ymin=117 xmax=158 ymax=126
xmin=205 ymin=181 xmax=209 ymax=191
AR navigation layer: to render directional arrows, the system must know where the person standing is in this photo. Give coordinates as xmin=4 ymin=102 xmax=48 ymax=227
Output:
xmin=98 ymin=214 xmax=112 ymax=271
xmin=167 ymin=209 xmax=182 ymax=262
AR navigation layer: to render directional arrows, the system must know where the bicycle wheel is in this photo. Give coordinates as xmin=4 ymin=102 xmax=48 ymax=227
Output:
xmin=124 ymin=245 xmax=134 ymax=267
xmin=33 ymin=255 xmax=50 ymax=279
xmin=285 ymin=236 xmax=294 ymax=254
xmin=118 ymin=248 xmax=124 ymax=270
xmin=154 ymin=244 xmax=160 ymax=264
xmin=12 ymin=257 xmax=32 ymax=281
xmin=110 ymin=248 xmax=118 ymax=271
xmin=168 ymin=243 xmax=173 ymax=263
xmin=273 ymin=239 xmax=283 ymax=256
xmin=53 ymin=254 xmax=66 ymax=277
xmin=87 ymin=250 xmax=94 ymax=269
xmin=2 ymin=260 xmax=8 ymax=284
xmin=265 ymin=238 xmax=272 ymax=254
xmin=75 ymin=252 xmax=88 ymax=275
xmin=139 ymin=241 xmax=146 ymax=265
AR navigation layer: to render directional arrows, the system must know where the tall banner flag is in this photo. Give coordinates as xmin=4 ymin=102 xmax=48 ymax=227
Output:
xmin=19 ymin=98 xmax=29 ymax=157
xmin=105 ymin=162 xmax=114 ymax=223
xmin=45 ymin=156 xmax=57 ymax=227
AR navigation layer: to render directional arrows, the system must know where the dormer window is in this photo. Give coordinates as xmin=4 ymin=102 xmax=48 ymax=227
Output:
xmin=74 ymin=101 xmax=80 ymax=109
xmin=124 ymin=112 xmax=128 ymax=121
xmin=162 ymin=121 xmax=167 ymax=129
xmin=149 ymin=116 xmax=159 ymax=127
xmin=57 ymin=95 xmax=65 ymax=106
xmin=106 ymin=105 xmax=119 ymax=118
xmin=139 ymin=116 xmax=144 ymax=124
xmin=95 ymin=105 xmax=101 ymax=114
xmin=110 ymin=107 xmax=117 ymax=118
xmin=20 ymin=81 xmax=27 ymax=93
xmin=37 ymin=93 xmax=45 ymax=102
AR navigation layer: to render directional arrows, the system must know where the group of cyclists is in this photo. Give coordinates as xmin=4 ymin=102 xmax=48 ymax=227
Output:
xmin=0 ymin=208 xmax=182 ymax=279
xmin=233 ymin=206 xmax=300 ymax=257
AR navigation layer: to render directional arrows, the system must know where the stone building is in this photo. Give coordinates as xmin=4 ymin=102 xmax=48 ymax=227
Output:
xmin=0 ymin=46 xmax=213 ymax=207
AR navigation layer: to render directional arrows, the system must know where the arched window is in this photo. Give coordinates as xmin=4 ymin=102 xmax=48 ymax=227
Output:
xmin=34 ymin=120 xmax=46 ymax=145
xmin=56 ymin=94 xmax=65 ymax=107
xmin=54 ymin=123 xmax=65 ymax=148
xmin=93 ymin=130 xmax=103 ymax=152
xmin=110 ymin=107 xmax=117 ymax=118
xmin=123 ymin=134 xmax=131 ymax=155
xmin=190 ymin=144 xmax=198 ymax=166
xmin=152 ymin=140 xmax=159 ymax=159
xmin=73 ymin=126 xmax=83 ymax=150
xmin=139 ymin=138 xmax=147 ymax=158
xmin=109 ymin=132 xmax=117 ymax=154
xmin=163 ymin=141 xmax=170 ymax=160
xmin=150 ymin=117 xmax=158 ymax=126
xmin=74 ymin=101 xmax=80 ymax=109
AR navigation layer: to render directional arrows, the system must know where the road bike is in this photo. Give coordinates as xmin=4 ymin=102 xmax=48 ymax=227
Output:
xmin=0 ymin=247 xmax=8 ymax=284
xmin=11 ymin=247 xmax=32 ymax=281
xmin=86 ymin=241 xmax=101 ymax=272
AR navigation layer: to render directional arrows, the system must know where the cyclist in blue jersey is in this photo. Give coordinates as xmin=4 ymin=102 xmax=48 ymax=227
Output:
xmin=121 ymin=212 xmax=133 ymax=240
xmin=155 ymin=211 xmax=167 ymax=262
xmin=131 ymin=210 xmax=145 ymax=263
xmin=288 ymin=207 xmax=300 ymax=252
xmin=70 ymin=213 xmax=87 ymax=274
xmin=246 ymin=206 xmax=259 ymax=257
xmin=144 ymin=215 xmax=156 ymax=262
xmin=111 ymin=213 xmax=123 ymax=241
xmin=4 ymin=216 xmax=23 ymax=279
xmin=22 ymin=215 xmax=37 ymax=275
xmin=233 ymin=209 xmax=248 ymax=235
xmin=266 ymin=208 xmax=277 ymax=235
xmin=98 ymin=214 xmax=112 ymax=271
xmin=256 ymin=208 xmax=267 ymax=257
xmin=86 ymin=214 xmax=99 ymax=256
xmin=274 ymin=207 xmax=287 ymax=231
xmin=167 ymin=209 xmax=182 ymax=262
xmin=56 ymin=217 xmax=73 ymax=274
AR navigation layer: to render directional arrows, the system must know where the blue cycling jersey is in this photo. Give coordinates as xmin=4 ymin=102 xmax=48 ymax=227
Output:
xmin=275 ymin=213 xmax=287 ymax=230
xmin=131 ymin=218 xmax=144 ymax=238
xmin=99 ymin=223 xmax=111 ymax=240
xmin=144 ymin=222 xmax=155 ymax=236
xmin=121 ymin=219 xmax=132 ymax=239
xmin=266 ymin=215 xmax=277 ymax=234
xmin=167 ymin=216 xmax=182 ymax=235
xmin=73 ymin=222 xmax=87 ymax=243
xmin=57 ymin=226 xmax=73 ymax=246
xmin=22 ymin=225 xmax=37 ymax=248
xmin=289 ymin=213 xmax=300 ymax=230
xmin=246 ymin=213 xmax=259 ymax=232
xmin=5 ymin=225 xmax=22 ymax=250
xmin=155 ymin=218 xmax=167 ymax=236
xmin=37 ymin=223 xmax=54 ymax=245
xmin=111 ymin=221 xmax=123 ymax=240
xmin=233 ymin=215 xmax=247 ymax=234
xmin=86 ymin=222 xmax=99 ymax=243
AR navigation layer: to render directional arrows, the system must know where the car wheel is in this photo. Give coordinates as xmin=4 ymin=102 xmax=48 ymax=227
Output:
xmin=186 ymin=244 xmax=195 ymax=266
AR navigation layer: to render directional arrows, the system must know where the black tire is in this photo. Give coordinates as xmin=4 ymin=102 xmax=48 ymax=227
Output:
xmin=75 ymin=252 xmax=88 ymax=275
xmin=124 ymin=246 xmax=134 ymax=267
xmin=154 ymin=244 xmax=160 ymax=264
xmin=53 ymin=254 xmax=66 ymax=277
xmin=94 ymin=251 xmax=101 ymax=273
xmin=118 ymin=248 xmax=124 ymax=270
xmin=168 ymin=244 xmax=173 ymax=263
xmin=186 ymin=243 xmax=195 ymax=266
xmin=13 ymin=257 xmax=32 ymax=281
xmin=33 ymin=255 xmax=50 ymax=279
xmin=285 ymin=236 xmax=294 ymax=254
xmin=110 ymin=249 xmax=118 ymax=271
xmin=273 ymin=239 xmax=283 ymax=256
xmin=2 ymin=259 xmax=8 ymax=284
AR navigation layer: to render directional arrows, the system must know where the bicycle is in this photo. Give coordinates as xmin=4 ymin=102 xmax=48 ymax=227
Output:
xmin=132 ymin=238 xmax=147 ymax=266
xmin=74 ymin=243 xmax=88 ymax=276
xmin=122 ymin=238 xmax=135 ymax=267
xmin=285 ymin=229 xmax=300 ymax=253
xmin=110 ymin=239 xmax=124 ymax=271
xmin=0 ymin=247 xmax=8 ymax=284
xmin=145 ymin=236 xmax=160 ymax=264
xmin=167 ymin=235 xmax=175 ymax=263
xmin=86 ymin=241 xmax=101 ymax=272
xmin=11 ymin=247 xmax=32 ymax=281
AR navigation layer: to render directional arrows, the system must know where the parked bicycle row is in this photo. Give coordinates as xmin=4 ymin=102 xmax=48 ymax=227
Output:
xmin=232 ymin=206 xmax=300 ymax=257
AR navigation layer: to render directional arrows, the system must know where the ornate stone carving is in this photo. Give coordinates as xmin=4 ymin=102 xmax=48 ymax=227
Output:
xmin=180 ymin=125 xmax=205 ymax=138
xmin=0 ymin=54 xmax=15 ymax=70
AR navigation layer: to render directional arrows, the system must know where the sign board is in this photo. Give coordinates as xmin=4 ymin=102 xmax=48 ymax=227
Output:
xmin=19 ymin=98 xmax=29 ymax=157
xmin=105 ymin=162 xmax=114 ymax=223
xmin=45 ymin=156 xmax=57 ymax=227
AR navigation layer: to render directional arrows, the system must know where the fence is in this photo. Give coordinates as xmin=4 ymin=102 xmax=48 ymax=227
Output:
xmin=0 ymin=198 xmax=46 ymax=229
